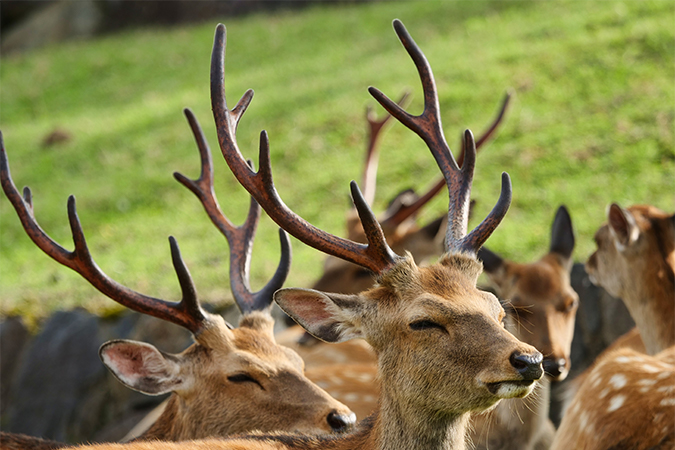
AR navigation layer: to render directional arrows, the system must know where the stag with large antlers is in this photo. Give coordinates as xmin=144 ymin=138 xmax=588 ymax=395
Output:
xmin=60 ymin=19 xmax=542 ymax=450
xmin=278 ymin=91 xmax=512 ymax=420
xmin=0 ymin=107 xmax=356 ymax=444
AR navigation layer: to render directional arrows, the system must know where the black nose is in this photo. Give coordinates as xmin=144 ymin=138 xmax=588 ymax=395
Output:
xmin=327 ymin=410 xmax=356 ymax=432
xmin=510 ymin=351 xmax=544 ymax=381
xmin=543 ymin=357 xmax=567 ymax=378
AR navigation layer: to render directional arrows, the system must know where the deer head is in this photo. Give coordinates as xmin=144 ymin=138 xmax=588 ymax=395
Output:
xmin=0 ymin=120 xmax=355 ymax=440
xmin=478 ymin=205 xmax=578 ymax=381
xmin=551 ymin=204 xmax=675 ymax=449
xmin=586 ymin=204 xmax=675 ymax=355
xmin=210 ymin=19 xmax=543 ymax=448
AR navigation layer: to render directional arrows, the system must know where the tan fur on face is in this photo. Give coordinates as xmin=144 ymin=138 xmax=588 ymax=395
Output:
xmin=486 ymin=253 xmax=578 ymax=381
xmin=138 ymin=311 xmax=353 ymax=441
xmin=359 ymin=254 xmax=538 ymax=418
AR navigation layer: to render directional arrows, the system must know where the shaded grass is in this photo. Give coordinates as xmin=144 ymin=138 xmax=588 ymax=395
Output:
xmin=1 ymin=1 xmax=673 ymax=321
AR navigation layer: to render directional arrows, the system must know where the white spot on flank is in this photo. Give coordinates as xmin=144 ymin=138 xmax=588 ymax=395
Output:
xmin=638 ymin=379 xmax=657 ymax=386
xmin=660 ymin=398 xmax=675 ymax=406
xmin=599 ymin=388 xmax=610 ymax=399
xmin=591 ymin=373 xmax=603 ymax=387
xmin=609 ymin=374 xmax=627 ymax=389
xmin=642 ymin=365 xmax=661 ymax=373
xmin=657 ymin=372 xmax=673 ymax=380
xmin=607 ymin=395 xmax=626 ymax=412
xmin=328 ymin=375 xmax=344 ymax=386
xmin=343 ymin=393 xmax=359 ymax=403
xmin=657 ymin=385 xmax=675 ymax=394
xmin=580 ymin=412 xmax=589 ymax=433
xmin=614 ymin=356 xmax=631 ymax=363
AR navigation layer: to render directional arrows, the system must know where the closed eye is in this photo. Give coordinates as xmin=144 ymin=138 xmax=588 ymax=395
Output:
xmin=228 ymin=373 xmax=264 ymax=389
xmin=409 ymin=320 xmax=446 ymax=333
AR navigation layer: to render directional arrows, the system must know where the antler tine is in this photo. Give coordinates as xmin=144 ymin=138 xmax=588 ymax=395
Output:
xmin=174 ymin=108 xmax=291 ymax=314
xmin=383 ymin=90 xmax=512 ymax=227
xmin=210 ymin=23 xmax=401 ymax=275
xmin=0 ymin=133 xmax=208 ymax=334
xmin=458 ymin=90 xmax=512 ymax=167
xmin=362 ymin=92 xmax=411 ymax=206
xmin=369 ymin=19 xmax=511 ymax=255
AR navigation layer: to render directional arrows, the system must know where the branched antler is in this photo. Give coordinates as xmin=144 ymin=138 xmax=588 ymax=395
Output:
xmin=174 ymin=108 xmax=291 ymax=314
xmin=0 ymin=132 xmax=208 ymax=334
xmin=210 ymin=24 xmax=401 ymax=275
xmin=368 ymin=20 xmax=512 ymax=255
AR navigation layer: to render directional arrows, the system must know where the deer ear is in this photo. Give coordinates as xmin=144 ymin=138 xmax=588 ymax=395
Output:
xmin=274 ymin=288 xmax=363 ymax=343
xmin=100 ymin=340 xmax=186 ymax=395
xmin=549 ymin=205 xmax=575 ymax=262
xmin=478 ymin=246 xmax=508 ymax=293
xmin=607 ymin=203 xmax=639 ymax=251
xmin=478 ymin=246 xmax=504 ymax=274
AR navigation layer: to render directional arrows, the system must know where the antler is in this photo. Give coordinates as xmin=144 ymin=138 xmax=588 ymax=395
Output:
xmin=0 ymin=132 xmax=209 ymax=335
xmin=174 ymin=108 xmax=291 ymax=314
xmin=362 ymin=92 xmax=411 ymax=206
xmin=210 ymin=24 xmax=401 ymax=275
xmin=380 ymin=91 xmax=511 ymax=228
xmin=368 ymin=20 xmax=512 ymax=255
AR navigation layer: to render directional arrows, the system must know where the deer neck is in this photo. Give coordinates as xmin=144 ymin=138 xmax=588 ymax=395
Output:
xmin=137 ymin=396 xmax=185 ymax=441
xmin=374 ymin=384 xmax=469 ymax=450
xmin=620 ymin=253 xmax=675 ymax=355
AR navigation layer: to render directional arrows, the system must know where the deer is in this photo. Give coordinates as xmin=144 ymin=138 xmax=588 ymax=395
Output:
xmin=0 ymin=106 xmax=357 ymax=444
xmin=469 ymin=205 xmax=578 ymax=450
xmin=551 ymin=204 xmax=675 ymax=449
xmin=276 ymin=91 xmax=512 ymax=421
xmin=60 ymin=19 xmax=545 ymax=450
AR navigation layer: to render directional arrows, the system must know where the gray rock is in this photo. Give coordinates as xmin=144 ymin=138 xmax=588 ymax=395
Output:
xmin=5 ymin=309 xmax=105 ymax=442
xmin=0 ymin=316 xmax=30 ymax=416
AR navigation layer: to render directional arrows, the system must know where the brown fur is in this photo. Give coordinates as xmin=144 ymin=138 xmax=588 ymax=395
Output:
xmin=553 ymin=346 xmax=675 ymax=450
xmin=0 ymin=432 xmax=66 ymax=450
xmin=552 ymin=204 xmax=675 ymax=449
xmin=470 ymin=253 xmax=578 ymax=449
xmin=129 ymin=312 xmax=353 ymax=441
xmin=63 ymin=253 xmax=543 ymax=450
xmin=586 ymin=204 xmax=675 ymax=354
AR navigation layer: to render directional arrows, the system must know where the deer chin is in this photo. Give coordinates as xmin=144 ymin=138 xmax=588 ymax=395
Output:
xmin=481 ymin=379 xmax=536 ymax=399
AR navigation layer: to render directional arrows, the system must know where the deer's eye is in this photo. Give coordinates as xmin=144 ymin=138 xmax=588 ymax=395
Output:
xmin=562 ymin=297 xmax=579 ymax=313
xmin=228 ymin=373 xmax=264 ymax=389
xmin=409 ymin=320 xmax=446 ymax=332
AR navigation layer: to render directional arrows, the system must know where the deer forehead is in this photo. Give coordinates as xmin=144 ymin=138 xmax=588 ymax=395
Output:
xmin=373 ymin=257 xmax=503 ymax=323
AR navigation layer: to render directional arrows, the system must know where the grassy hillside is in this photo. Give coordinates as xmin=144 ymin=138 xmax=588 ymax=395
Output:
xmin=1 ymin=1 xmax=673 ymax=322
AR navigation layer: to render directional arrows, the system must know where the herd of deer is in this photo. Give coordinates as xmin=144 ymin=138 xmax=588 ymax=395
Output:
xmin=1 ymin=19 xmax=673 ymax=450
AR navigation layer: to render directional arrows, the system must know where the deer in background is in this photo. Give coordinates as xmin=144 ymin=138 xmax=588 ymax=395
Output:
xmin=552 ymin=204 xmax=675 ymax=449
xmin=470 ymin=205 xmax=577 ymax=450
xmin=0 ymin=108 xmax=356 ymax=444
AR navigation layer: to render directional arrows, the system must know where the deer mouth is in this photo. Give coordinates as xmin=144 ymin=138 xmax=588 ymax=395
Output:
xmin=485 ymin=379 xmax=535 ymax=398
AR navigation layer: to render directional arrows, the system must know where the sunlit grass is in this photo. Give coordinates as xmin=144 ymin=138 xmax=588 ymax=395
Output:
xmin=1 ymin=0 xmax=673 ymax=321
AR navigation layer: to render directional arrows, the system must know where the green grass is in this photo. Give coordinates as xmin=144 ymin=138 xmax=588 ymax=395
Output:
xmin=1 ymin=1 xmax=673 ymax=322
